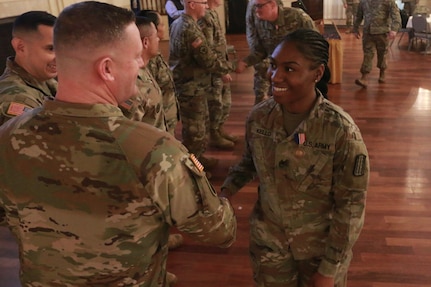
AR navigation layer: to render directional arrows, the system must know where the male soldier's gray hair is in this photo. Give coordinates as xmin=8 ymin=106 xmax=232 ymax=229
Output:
xmin=54 ymin=1 xmax=135 ymax=54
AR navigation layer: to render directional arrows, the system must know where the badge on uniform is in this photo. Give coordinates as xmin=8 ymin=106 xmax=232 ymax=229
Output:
xmin=353 ymin=154 xmax=367 ymax=176
xmin=294 ymin=133 xmax=306 ymax=157
xmin=190 ymin=153 xmax=204 ymax=172
xmin=7 ymin=102 xmax=31 ymax=116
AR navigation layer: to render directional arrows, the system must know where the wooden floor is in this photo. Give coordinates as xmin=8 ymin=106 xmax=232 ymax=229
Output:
xmin=1 ymin=29 xmax=431 ymax=286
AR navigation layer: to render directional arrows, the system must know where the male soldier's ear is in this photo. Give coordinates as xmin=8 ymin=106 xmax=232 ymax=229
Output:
xmin=97 ymin=57 xmax=115 ymax=82
xmin=11 ymin=37 xmax=25 ymax=54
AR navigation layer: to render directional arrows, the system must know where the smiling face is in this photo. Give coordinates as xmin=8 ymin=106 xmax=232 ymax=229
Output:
xmin=268 ymin=41 xmax=323 ymax=113
xmin=15 ymin=24 xmax=57 ymax=81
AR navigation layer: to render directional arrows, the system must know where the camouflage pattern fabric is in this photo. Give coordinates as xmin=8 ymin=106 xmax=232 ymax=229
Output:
xmin=0 ymin=57 xmax=57 ymax=126
xmin=342 ymin=0 xmax=360 ymax=28
xmin=147 ymin=54 xmax=180 ymax=136
xmin=0 ymin=100 xmax=236 ymax=286
xmin=245 ymin=3 xmax=316 ymax=103
xmin=199 ymin=9 xmax=232 ymax=130
xmin=222 ymin=95 xmax=369 ymax=286
xmin=120 ymin=67 xmax=167 ymax=132
xmin=353 ymin=0 xmax=401 ymax=74
xmin=169 ymin=13 xmax=234 ymax=156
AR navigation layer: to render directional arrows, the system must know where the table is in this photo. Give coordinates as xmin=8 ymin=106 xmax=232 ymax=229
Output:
xmin=323 ymin=23 xmax=343 ymax=84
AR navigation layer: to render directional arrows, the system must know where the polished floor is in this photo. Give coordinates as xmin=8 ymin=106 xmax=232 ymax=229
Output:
xmin=1 ymin=29 xmax=431 ymax=286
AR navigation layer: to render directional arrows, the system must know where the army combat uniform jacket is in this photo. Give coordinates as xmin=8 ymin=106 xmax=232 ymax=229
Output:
xmin=169 ymin=13 xmax=234 ymax=96
xmin=222 ymin=95 xmax=369 ymax=277
xmin=0 ymin=57 xmax=57 ymax=125
xmin=0 ymin=101 xmax=236 ymax=286
xmin=353 ymin=0 xmax=401 ymax=35
xmin=120 ymin=67 xmax=167 ymax=132
xmin=245 ymin=6 xmax=316 ymax=67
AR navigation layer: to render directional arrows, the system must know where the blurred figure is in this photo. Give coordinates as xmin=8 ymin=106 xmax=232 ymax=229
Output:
xmin=353 ymin=0 xmax=401 ymax=88
xmin=169 ymin=0 xmax=236 ymax=170
xmin=342 ymin=0 xmax=360 ymax=33
xmin=166 ymin=0 xmax=185 ymax=27
xmin=143 ymin=10 xmax=180 ymax=136
xmin=0 ymin=2 xmax=236 ymax=286
xmin=199 ymin=0 xmax=237 ymax=150
xmin=222 ymin=29 xmax=369 ymax=287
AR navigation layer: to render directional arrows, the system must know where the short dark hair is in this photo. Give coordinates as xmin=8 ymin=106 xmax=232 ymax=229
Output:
xmin=135 ymin=16 xmax=155 ymax=38
xmin=136 ymin=10 xmax=159 ymax=30
xmin=12 ymin=11 xmax=56 ymax=37
xmin=54 ymin=1 xmax=135 ymax=54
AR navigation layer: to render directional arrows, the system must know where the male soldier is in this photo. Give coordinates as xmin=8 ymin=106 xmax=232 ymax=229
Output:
xmin=238 ymin=0 xmax=318 ymax=104
xmin=353 ymin=0 xmax=401 ymax=88
xmin=0 ymin=10 xmax=56 ymax=226
xmin=199 ymin=0 xmax=237 ymax=150
xmin=0 ymin=2 xmax=236 ymax=286
xmin=245 ymin=0 xmax=283 ymax=105
xmin=0 ymin=11 xmax=57 ymax=125
xmin=120 ymin=17 xmax=167 ymax=131
xmin=169 ymin=0 xmax=236 ymax=170
xmin=342 ymin=0 xmax=360 ymax=33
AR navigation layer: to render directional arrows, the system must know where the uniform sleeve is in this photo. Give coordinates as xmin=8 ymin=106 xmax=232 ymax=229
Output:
xmin=166 ymin=151 xmax=237 ymax=248
xmin=353 ymin=2 xmax=364 ymax=32
xmin=389 ymin=1 xmax=402 ymax=32
xmin=244 ymin=3 xmax=268 ymax=67
xmin=190 ymin=30 xmax=235 ymax=75
xmin=318 ymin=125 xmax=369 ymax=277
xmin=221 ymin=115 xmax=258 ymax=196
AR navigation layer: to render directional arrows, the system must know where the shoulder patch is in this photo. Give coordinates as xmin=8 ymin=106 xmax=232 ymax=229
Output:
xmin=7 ymin=102 xmax=31 ymax=116
xmin=353 ymin=154 xmax=367 ymax=177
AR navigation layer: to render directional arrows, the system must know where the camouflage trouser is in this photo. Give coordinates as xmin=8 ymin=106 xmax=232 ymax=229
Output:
xmin=360 ymin=33 xmax=389 ymax=75
xmin=253 ymin=59 xmax=271 ymax=105
xmin=177 ymin=93 xmax=209 ymax=157
xmin=207 ymin=75 xmax=232 ymax=130
xmin=345 ymin=3 xmax=359 ymax=27
xmin=249 ymin=214 xmax=352 ymax=287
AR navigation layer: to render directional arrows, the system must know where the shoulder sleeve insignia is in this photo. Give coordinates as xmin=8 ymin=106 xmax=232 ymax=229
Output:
xmin=353 ymin=154 xmax=367 ymax=177
xmin=190 ymin=153 xmax=204 ymax=172
xmin=191 ymin=37 xmax=203 ymax=48
xmin=7 ymin=102 xmax=31 ymax=116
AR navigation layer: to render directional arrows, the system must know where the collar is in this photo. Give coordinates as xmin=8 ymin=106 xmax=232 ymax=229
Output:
xmin=44 ymin=100 xmax=124 ymax=118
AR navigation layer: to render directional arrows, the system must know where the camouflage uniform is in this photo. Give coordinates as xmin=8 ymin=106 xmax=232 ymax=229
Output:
xmin=169 ymin=13 xmax=234 ymax=158
xmin=120 ymin=67 xmax=167 ymax=132
xmin=222 ymin=94 xmax=369 ymax=286
xmin=0 ymin=100 xmax=236 ymax=286
xmin=343 ymin=0 xmax=360 ymax=29
xmin=0 ymin=57 xmax=57 ymax=126
xmin=0 ymin=56 xmax=57 ymax=226
xmin=245 ymin=3 xmax=316 ymax=104
xmin=353 ymin=0 xmax=401 ymax=75
xmin=199 ymin=9 xmax=233 ymax=138
xmin=147 ymin=54 xmax=180 ymax=136
xmin=402 ymin=0 xmax=419 ymax=16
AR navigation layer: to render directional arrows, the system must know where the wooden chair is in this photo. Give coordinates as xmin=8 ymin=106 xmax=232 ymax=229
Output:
xmin=408 ymin=14 xmax=431 ymax=52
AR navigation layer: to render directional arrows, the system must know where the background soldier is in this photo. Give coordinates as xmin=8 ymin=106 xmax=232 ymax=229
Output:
xmin=353 ymin=0 xmax=401 ymax=88
xmin=169 ymin=0 xmax=236 ymax=171
xmin=342 ymin=0 xmax=360 ymax=33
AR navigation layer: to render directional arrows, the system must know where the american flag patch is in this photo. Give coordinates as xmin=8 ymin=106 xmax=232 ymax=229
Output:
xmin=7 ymin=102 xmax=31 ymax=116
xmin=190 ymin=154 xmax=204 ymax=172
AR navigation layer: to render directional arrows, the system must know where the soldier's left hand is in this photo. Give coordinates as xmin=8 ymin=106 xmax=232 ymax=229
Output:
xmin=222 ymin=74 xmax=232 ymax=83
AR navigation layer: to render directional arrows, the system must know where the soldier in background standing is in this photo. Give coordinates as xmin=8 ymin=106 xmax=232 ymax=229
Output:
xmin=199 ymin=0 xmax=238 ymax=150
xmin=342 ymin=0 xmax=360 ymax=33
xmin=353 ymin=0 xmax=401 ymax=88
xmin=169 ymin=0 xmax=236 ymax=170
xmin=402 ymin=0 xmax=420 ymax=16
xmin=138 ymin=10 xmax=180 ymax=136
